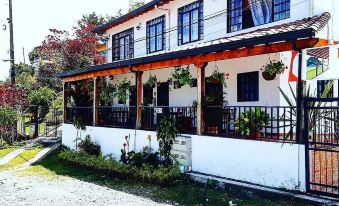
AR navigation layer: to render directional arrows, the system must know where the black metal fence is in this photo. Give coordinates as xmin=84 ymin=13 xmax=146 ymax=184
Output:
xmin=97 ymin=106 xmax=136 ymax=129
xmin=65 ymin=107 xmax=93 ymax=126
xmin=304 ymin=98 xmax=339 ymax=197
xmin=204 ymin=106 xmax=296 ymax=142
xmin=141 ymin=106 xmax=197 ymax=134
xmin=64 ymin=105 xmax=297 ymax=142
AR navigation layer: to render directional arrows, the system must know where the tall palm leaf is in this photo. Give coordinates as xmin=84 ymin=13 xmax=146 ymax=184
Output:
xmin=278 ymin=80 xmax=334 ymax=141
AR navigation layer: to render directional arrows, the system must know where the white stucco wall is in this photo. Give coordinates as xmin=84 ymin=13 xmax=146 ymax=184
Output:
xmin=191 ymin=135 xmax=306 ymax=191
xmin=62 ymin=124 xmax=158 ymax=159
xmin=105 ymin=0 xmax=314 ymax=63
xmin=108 ymin=53 xmax=285 ymax=107
xmin=62 ymin=124 xmax=306 ymax=192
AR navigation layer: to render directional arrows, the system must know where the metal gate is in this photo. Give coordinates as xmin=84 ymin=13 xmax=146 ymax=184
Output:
xmin=304 ymin=97 xmax=339 ymax=197
xmin=38 ymin=107 xmax=63 ymax=138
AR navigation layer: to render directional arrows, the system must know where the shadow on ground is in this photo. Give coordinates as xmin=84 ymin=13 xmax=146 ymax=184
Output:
xmin=25 ymin=149 xmax=320 ymax=206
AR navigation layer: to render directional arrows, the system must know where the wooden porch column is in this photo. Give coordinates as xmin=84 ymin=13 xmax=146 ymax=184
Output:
xmin=63 ymin=82 xmax=67 ymax=123
xmin=136 ymin=71 xmax=143 ymax=129
xmin=93 ymin=77 xmax=99 ymax=126
xmin=195 ymin=62 xmax=208 ymax=135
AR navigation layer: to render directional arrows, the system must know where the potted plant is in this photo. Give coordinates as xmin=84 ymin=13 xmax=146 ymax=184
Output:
xmin=208 ymin=70 xmax=226 ymax=86
xmin=172 ymin=66 xmax=193 ymax=88
xmin=261 ymin=60 xmax=287 ymax=81
xmin=235 ymin=108 xmax=270 ymax=138
xmin=114 ymin=78 xmax=131 ymax=104
xmin=146 ymin=74 xmax=158 ymax=88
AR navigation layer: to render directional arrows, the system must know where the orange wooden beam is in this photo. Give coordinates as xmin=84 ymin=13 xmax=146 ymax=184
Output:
xmin=63 ymin=38 xmax=321 ymax=83
xmin=63 ymin=67 xmax=131 ymax=82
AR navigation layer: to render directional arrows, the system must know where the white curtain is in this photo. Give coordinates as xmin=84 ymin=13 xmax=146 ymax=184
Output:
xmin=249 ymin=0 xmax=273 ymax=26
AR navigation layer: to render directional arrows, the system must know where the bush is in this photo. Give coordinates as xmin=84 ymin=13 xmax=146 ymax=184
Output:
xmin=78 ymin=135 xmax=101 ymax=156
xmin=120 ymin=147 xmax=160 ymax=168
xmin=58 ymin=149 xmax=182 ymax=185
xmin=157 ymin=116 xmax=178 ymax=166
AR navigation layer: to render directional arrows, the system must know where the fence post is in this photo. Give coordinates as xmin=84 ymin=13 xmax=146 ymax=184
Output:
xmin=303 ymin=99 xmax=311 ymax=193
xmin=295 ymin=50 xmax=304 ymax=144
xmin=93 ymin=77 xmax=99 ymax=127
xmin=63 ymin=82 xmax=67 ymax=123
xmin=133 ymin=70 xmax=143 ymax=129
xmin=195 ymin=62 xmax=208 ymax=135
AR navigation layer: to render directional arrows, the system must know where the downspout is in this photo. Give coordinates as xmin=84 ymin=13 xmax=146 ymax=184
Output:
xmin=155 ymin=4 xmax=171 ymax=51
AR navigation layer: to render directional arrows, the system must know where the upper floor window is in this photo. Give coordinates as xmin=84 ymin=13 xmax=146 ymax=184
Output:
xmin=237 ymin=71 xmax=259 ymax=102
xmin=178 ymin=0 xmax=204 ymax=45
xmin=146 ymin=16 xmax=166 ymax=54
xmin=112 ymin=28 xmax=134 ymax=61
xmin=227 ymin=0 xmax=290 ymax=33
xmin=273 ymin=0 xmax=290 ymax=21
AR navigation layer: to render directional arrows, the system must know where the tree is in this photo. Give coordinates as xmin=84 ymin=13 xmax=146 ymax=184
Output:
xmin=128 ymin=0 xmax=146 ymax=12
xmin=27 ymin=87 xmax=56 ymax=137
xmin=0 ymin=106 xmax=18 ymax=145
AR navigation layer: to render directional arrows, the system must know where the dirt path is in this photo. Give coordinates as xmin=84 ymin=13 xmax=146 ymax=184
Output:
xmin=0 ymin=171 xmax=171 ymax=206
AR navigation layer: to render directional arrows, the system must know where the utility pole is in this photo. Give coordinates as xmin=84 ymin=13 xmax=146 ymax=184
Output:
xmin=8 ymin=0 xmax=15 ymax=85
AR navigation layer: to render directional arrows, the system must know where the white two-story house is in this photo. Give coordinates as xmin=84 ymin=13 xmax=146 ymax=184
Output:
xmin=58 ymin=0 xmax=339 ymax=196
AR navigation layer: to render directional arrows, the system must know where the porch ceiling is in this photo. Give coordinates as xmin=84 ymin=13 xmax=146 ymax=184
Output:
xmin=58 ymin=13 xmax=331 ymax=82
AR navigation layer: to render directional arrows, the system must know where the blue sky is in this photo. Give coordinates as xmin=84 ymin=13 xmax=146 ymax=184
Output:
xmin=0 ymin=0 xmax=145 ymax=80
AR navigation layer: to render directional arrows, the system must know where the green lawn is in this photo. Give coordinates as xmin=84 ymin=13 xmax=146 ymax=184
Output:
xmin=0 ymin=147 xmax=17 ymax=158
xmin=0 ymin=147 xmax=42 ymax=171
xmin=17 ymin=149 xmax=319 ymax=206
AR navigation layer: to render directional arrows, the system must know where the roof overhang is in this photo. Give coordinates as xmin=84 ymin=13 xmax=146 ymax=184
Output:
xmin=93 ymin=0 xmax=169 ymax=34
xmin=58 ymin=28 xmax=326 ymax=82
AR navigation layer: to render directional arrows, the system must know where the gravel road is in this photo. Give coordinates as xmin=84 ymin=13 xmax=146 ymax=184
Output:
xmin=0 ymin=171 xmax=171 ymax=206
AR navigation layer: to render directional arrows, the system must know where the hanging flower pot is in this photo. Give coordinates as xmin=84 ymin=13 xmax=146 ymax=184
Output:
xmin=208 ymin=63 xmax=227 ymax=86
xmin=261 ymin=60 xmax=288 ymax=81
xmin=172 ymin=66 xmax=193 ymax=87
xmin=208 ymin=70 xmax=226 ymax=86
xmin=146 ymin=74 xmax=158 ymax=88
xmin=262 ymin=72 xmax=277 ymax=81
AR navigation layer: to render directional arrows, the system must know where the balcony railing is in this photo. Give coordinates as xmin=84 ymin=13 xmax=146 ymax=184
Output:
xmin=65 ymin=107 xmax=93 ymax=126
xmin=97 ymin=106 xmax=136 ymax=129
xmin=64 ymin=105 xmax=296 ymax=142
xmin=141 ymin=106 xmax=197 ymax=134
xmin=204 ymin=106 xmax=296 ymax=142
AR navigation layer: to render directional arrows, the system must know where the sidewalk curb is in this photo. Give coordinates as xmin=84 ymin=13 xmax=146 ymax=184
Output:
xmin=189 ymin=172 xmax=339 ymax=205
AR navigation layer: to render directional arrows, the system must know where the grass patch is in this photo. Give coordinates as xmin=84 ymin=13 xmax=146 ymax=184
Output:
xmin=0 ymin=147 xmax=42 ymax=171
xmin=0 ymin=147 xmax=18 ymax=159
xmin=19 ymin=149 xmax=319 ymax=206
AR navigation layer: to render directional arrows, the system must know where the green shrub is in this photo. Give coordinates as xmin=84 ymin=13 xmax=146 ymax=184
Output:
xmin=78 ymin=135 xmax=101 ymax=156
xmin=235 ymin=108 xmax=270 ymax=136
xmin=58 ymin=149 xmax=181 ymax=185
xmin=157 ymin=116 xmax=178 ymax=166
xmin=120 ymin=147 xmax=160 ymax=168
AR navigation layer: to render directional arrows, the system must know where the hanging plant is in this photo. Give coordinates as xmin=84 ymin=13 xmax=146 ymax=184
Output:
xmin=114 ymin=78 xmax=131 ymax=104
xmin=146 ymin=74 xmax=158 ymax=88
xmin=208 ymin=70 xmax=226 ymax=86
xmin=172 ymin=66 xmax=193 ymax=87
xmin=100 ymin=82 xmax=115 ymax=106
xmin=208 ymin=63 xmax=226 ymax=86
xmin=261 ymin=60 xmax=288 ymax=81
